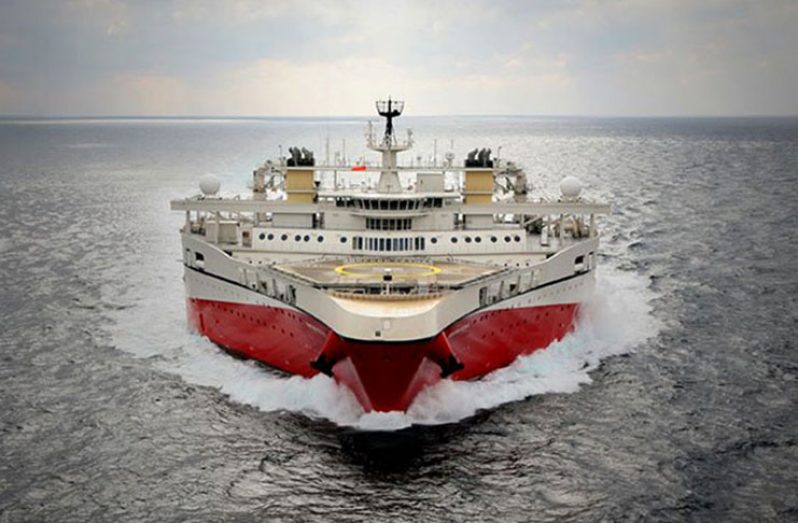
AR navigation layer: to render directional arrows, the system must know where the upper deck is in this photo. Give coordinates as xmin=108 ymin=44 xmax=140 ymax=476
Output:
xmin=170 ymin=99 xmax=610 ymax=269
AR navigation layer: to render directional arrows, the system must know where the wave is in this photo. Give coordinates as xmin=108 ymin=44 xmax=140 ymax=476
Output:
xmin=109 ymin=264 xmax=660 ymax=430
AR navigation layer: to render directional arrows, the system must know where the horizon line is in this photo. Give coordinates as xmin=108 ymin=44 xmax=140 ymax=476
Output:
xmin=1 ymin=113 xmax=797 ymax=120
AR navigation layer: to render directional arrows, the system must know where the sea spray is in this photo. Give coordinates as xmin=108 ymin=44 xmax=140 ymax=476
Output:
xmin=110 ymin=264 xmax=660 ymax=430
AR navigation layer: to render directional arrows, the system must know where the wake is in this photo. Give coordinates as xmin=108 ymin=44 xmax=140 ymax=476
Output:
xmin=110 ymin=265 xmax=660 ymax=430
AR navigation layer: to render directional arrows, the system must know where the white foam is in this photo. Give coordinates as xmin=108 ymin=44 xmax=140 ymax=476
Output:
xmin=108 ymin=261 xmax=660 ymax=430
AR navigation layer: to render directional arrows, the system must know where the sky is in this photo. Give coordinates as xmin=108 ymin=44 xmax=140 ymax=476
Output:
xmin=0 ymin=0 xmax=796 ymax=117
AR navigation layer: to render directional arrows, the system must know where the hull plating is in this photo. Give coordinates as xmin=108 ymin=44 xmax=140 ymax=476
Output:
xmin=187 ymin=296 xmax=579 ymax=412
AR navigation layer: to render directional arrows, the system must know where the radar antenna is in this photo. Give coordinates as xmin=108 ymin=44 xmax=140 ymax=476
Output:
xmin=375 ymin=98 xmax=404 ymax=145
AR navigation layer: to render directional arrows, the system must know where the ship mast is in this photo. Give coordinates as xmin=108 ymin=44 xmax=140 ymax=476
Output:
xmin=369 ymin=98 xmax=413 ymax=193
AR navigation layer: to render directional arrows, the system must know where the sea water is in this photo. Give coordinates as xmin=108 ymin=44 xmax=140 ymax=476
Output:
xmin=1 ymin=116 xmax=796 ymax=521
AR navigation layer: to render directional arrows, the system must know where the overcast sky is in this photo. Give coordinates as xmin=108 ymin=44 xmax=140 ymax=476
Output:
xmin=0 ymin=0 xmax=796 ymax=116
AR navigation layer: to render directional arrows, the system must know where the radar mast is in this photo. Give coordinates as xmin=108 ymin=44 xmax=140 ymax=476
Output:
xmin=376 ymin=98 xmax=404 ymax=145
xmin=370 ymin=98 xmax=413 ymax=193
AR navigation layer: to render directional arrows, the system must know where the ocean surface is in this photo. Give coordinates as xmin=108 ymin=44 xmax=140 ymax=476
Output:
xmin=0 ymin=115 xmax=796 ymax=521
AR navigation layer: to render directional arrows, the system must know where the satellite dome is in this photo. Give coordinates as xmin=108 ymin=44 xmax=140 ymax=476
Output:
xmin=559 ymin=176 xmax=582 ymax=199
xmin=199 ymin=175 xmax=221 ymax=196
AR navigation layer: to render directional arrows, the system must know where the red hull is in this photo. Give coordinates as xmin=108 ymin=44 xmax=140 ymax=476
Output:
xmin=187 ymin=298 xmax=578 ymax=412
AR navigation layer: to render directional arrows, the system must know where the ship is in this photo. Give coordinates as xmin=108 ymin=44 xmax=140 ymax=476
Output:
xmin=170 ymin=100 xmax=610 ymax=412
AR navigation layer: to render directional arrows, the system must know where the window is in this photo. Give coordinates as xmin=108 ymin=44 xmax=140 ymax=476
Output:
xmin=366 ymin=218 xmax=412 ymax=230
xmin=304 ymin=235 xmax=310 ymax=242
xmin=317 ymin=236 xmax=324 ymax=242
xmin=267 ymin=233 xmax=274 ymax=240
xmin=490 ymin=236 xmax=497 ymax=243
xmin=259 ymin=232 xmax=266 ymax=240
xmin=281 ymin=234 xmax=288 ymax=241
xmin=340 ymin=236 xmax=347 ymax=243
xmin=514 ymin=235 xmax=521 ymax=242
xmin=475 ymin=237 xmax=482 ymax=243
xmin=504 ymin=236 xmax=511 ymax=242
xmin=451 ymin=237 xmax=458 ymax=243
xmin=431 ymin=237 xmax=438 ymax=244
xmin=294 ymin=235 xmax=301 ymax=241
xmin=465 ymin=236 xmax=472 ymax=243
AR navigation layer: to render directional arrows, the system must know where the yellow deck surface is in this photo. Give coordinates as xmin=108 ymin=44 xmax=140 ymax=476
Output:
xmin=276 ymin=259 xmax=499 ymax=286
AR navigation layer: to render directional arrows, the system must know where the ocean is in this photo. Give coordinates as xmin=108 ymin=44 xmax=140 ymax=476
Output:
xmin=0 ymin=115 xmax=796 ymax=521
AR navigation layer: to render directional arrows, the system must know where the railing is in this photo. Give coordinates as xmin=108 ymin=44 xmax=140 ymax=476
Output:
xmin=330 ymin=289 xmax=445 ymax=301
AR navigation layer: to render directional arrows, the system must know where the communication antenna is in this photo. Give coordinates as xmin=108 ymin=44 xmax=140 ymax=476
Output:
xmin=375 ymin=98 xmax=405 ymax=145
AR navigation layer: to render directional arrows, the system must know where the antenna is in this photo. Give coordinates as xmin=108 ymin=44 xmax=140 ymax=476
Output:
xmin=375 ymin=98 xmax=405 ymax=145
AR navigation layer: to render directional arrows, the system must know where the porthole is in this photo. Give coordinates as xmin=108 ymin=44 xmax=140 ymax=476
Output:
xmin=475 ymin=237 xmax=482 ymax=243
xmin=490 ymin=236 xmax=498 ymax=243
xmin=504 ymin=236 xmax=511 ymax=242
xmin=294 ymin=235 xmax=301 ymax=241
xmin=258 ymin=232 xmax=266 ymax=241
xmin=451 ymin=237 xmax=458 ymax=243
xmin=340 ymin=236 xmax=347 ymax=243
xmin=267 ymin=233 xmax=274 ymax=240
xmin=514 ymin=235 xmax=521 ymax=242
xmin=317 ymin=236 xmax=324 ymax=242
xmin=431 ymin=238 xmax=438 ymax=244
xmin=465 ymin=236 xmax=472 ymax=243
xmin=303 ymin=235 xmax=310 ymax=242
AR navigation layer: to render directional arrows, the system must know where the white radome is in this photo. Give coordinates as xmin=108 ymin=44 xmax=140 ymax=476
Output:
xmin=560 ymin=176 xmax=582 ymax=199
xmin=199 ymin=175 xmax=221 ymax=196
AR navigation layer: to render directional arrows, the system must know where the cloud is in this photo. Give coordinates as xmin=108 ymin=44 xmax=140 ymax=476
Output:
xmin=0 ymin=0 xmax=796 ymax=115
xmin=0 ymin=80 xmax=20 ymax=113
xmin=68 ymin=0 xmax=129 ymax=36
xmin=173 ymin=54 xmax=577 ymax=116
xmin=106 ymin=72 xmax=193 ymax=114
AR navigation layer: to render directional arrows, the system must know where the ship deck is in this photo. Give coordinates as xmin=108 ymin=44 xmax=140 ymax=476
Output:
xmin=275 ymin=258 xmax=502 ymax=288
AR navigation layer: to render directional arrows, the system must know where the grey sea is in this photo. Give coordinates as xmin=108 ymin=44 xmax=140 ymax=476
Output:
xmin=1 ymin=116 xmax=796 ymax=522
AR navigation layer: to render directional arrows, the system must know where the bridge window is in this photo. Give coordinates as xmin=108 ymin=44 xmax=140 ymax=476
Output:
xmin=366 ymin=217 xmax=412 ymax=230
xmin=351 ymin=236 xmax=426 ymax=252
